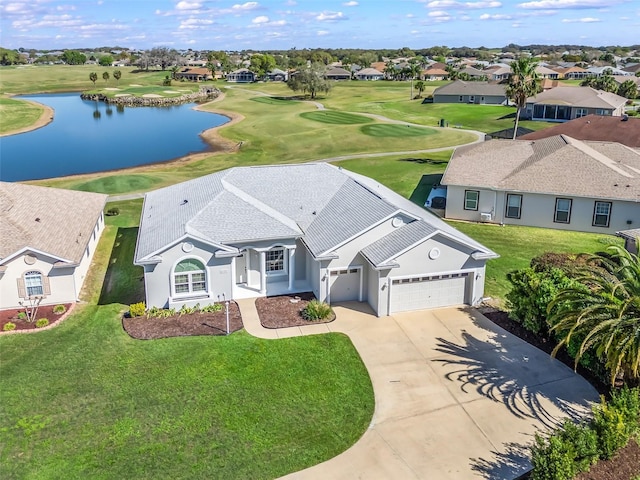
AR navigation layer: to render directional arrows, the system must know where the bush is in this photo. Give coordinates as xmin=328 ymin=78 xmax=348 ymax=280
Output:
xmin=608 ymin=387 xmax=640 ymax=436
xmin=147 ymin=307 xmax=175 ymax=318
xmin=201 ymin=304 xmax=223 ymax=313
xmin=3 ymin=322 xmax=16 ymax=331
xmin=559 ymin=420 xmax=599 ymax=472
xmin=35 ymin=318 xmax=49 ymax=328
xmin=593 ymin=398 xmax=629 ymax=459
xmin=105 ymin=207 xmax=120 ymax=216
xmin=53 ymin=304 xmax=66 ymax=315
xmin=17 ymin=312 xmax=27 ymax=320
xmin=301 ymin=300 xmax=332 ymax=321
xmin=129 ymin=302 xmax=146 ymax=317
xmin=530 ymin=432 xmax=577 ymax=480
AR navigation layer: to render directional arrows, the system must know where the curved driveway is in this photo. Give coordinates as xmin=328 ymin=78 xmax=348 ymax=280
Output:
xmin=237 ymin=300 xmax=599 ymax=480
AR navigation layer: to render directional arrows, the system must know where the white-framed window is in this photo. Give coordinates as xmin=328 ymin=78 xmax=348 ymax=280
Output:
xmin=266 ymin=248 xmax=286 ymax=275
xmin=505 ymin=194 xmax=522 ymax=219
xmin=575 ymin=108 xmax=588 ymax=118
xmin=593 ymin=201 xmax=612 ymax=227
xmin=554 ymin=198 xmax=572 ymax=223
xmin=173 ymin=259 xmax=206 ymax=295
xmin=24 ymin=271 xmax=44 ymax=296
xmin=464 ymin=190 xmax=479 ymax=211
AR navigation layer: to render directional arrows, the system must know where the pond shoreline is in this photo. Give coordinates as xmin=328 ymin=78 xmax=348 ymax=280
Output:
xmin=80 ymin=87 xmax=221 ymax=107
xmin=0 ymin=98 xmax=54 ymax=138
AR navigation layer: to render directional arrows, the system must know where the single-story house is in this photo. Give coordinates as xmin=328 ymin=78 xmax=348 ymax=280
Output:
xmin=0 ymin=182 xmax=108 ymax=310
xmin=616 ymin=229 xmax=639 ymax=254
xmin=459 ymin=66 xmax=487 ymax=79
xmin=421 ymin=68 xmax=448 ymax=81
xmin=623 ymin=63 xmax=640 ymax=75
xmin=441 ymin=135 xmax=640 ymax=234
xmin=325 ymin=67 xmax=351 ymax=81
xmin=266 ymin=68 xmax=288 ymax=81
xmin=484 ymin=66 xmax=511 ymax=81
xmin=175 ymin=67 xmax=212 ymax=82
xmin=433 ymin=81 xmax=508 ymax=105
xmin=587 ymin=66 xmax=630 ymax=77
xmin=520 ymin=114 xmax=640 ymax=148
xmin=613 ymin=75 xmax=640 ymax=88
xmin=535 ymin=66 xmax=560 ymax=79
xmin=524 ymin=86 xmax=627 ymax=122
xmin=552 ymin=66 xmax=589 ymax=80
xmin=355 ymin=68 xmax=384 ymax=81
xmin=226 ymin=68 xmax=256 ymax=83
xmin=134 ymin=164 xmax=497 ymax=316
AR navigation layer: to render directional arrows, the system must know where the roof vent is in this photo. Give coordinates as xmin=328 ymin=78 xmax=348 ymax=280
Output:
xmin=181 ymin=199 xmax=188 ymax=205
xmin=35 ymin=217 xmax=40 ymax=222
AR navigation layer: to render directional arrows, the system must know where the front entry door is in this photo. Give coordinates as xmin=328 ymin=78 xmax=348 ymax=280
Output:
xmin=235 ymin=252 xmax=247 ymax=284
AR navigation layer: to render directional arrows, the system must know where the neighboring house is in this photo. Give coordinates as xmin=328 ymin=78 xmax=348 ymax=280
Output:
xmin=622 ymin=63 xmax=640 ymax=75
xmin=587 ymin=66 xmax=630 ymax=77
xmin=484 ymin=66 xmax=511 ymax=81
xmin=0 ymin=183 xmax=107 ymax=310
xmin=175 ymin=67 xmax=212 ymax=82
xmin=325 ymin=67 xmax=351 ymax=80
xmin=540 ymin=78 xmax=562 ymax=90
xmin=421 ymin=68 xmax=448 ymax=81
xmin=267 ymin=68 xmax=288 ymax=81
xmin=524 ymin=87 xmax=627 ymax=122
xmin=441 ymin=135 xmax=640 ymax=234
xmin=552 ymin=66 xmax=589 ymax=80
xmin=226 ymin=68 xmax=256 ymax=83
xmin=616 ymin=228 xmax=639 ymax=254
xmin=459 ymin=66 xmax=487 ymax=79
xmin=432 ymin=81 xmax=508 ymax=105
xmin=520 ymin=114 xmax=640 ymax=148
xmin=134 ymin=164 xmax=497 ymax=316
xmin=355 ymin=68 xmax=384 ymax=81
xmin=535 ymin=66 xmax=560 ymax=79
xmin=613 ymin=75 xmax=640 ymax=88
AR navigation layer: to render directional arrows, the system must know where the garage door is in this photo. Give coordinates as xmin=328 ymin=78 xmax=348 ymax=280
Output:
xmin=329 ymin=268 xmax=361 ymax=303
xmin=389 ymin=273 xmax=468 ymax=313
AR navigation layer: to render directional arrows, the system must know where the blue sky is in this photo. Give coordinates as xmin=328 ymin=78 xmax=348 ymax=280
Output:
xmin=0 ymin=0 xmax=638 ymax=51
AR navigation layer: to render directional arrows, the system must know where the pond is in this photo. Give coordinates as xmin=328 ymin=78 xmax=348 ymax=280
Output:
xmin=0 ymin=93 xmax=229 ymax=182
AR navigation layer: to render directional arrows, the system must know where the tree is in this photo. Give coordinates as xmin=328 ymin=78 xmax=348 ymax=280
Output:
xmin=505 ymin=57 xmax=542 ymax=140
xmin=99 ymin=55 xmax=114 ymax=67
xmin=250 ymin=53 xmax=276 ymax=80
xmin=287 ymin=63 xmax=332 ymax=99
xmin=62 ymin=50 xmax=86 ymax=65
xmin=581 ymin=72 xmax=618 ymax=94
xmin=206 ymin=61 xmax=217 ymax=80
xmin=149 ymin=47 xmax=179 ymax=70
xmin=548 ymin=245 xmax=640 ymax=385
xmin=384 ymin=61 xmax=397 ymax=80
xmin=414 ymin=80 xmax=426 ymax=98
xmin=617 ymin=79 xmax=638 ymax=99
xmin=113 ymin=69 xmax=122 ymax=85
xmin=89 ymin=71 xmax=98 ymax=86
xmin=0 ymin=47 xmax=22 ymax=65
xmin=171 ymin=65 xmax=180 ymax=80
xmin=102 ymin=71 xmax=110 ymax=84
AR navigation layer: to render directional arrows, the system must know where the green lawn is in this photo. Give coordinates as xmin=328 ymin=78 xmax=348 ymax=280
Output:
xmin=449 ymin=221 xmax=622 ymax=301
xmin=361 ymin=124 xmax=437 ymax=137
xmin=0 ymin=97 xmax=44 ymax=134
xmin=300 ymin=110 xmax=373 ymax=124
xmin=0 ymin=198 xmax=374 ymax=479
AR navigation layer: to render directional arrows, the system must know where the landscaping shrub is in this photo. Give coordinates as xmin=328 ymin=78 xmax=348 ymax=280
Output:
xmin=530 ymin=432 xmax=577 ymax=480
xmin=105 ymin=207 xmax=120 ymax=216
xmin=179 ymin=304 xmax=199 ymax=315
xmin=592 ymin=398 xmax=629 ymax=459
xmin=608 ymin=387 xmax=640 ymax=435
xmin=17 ymin=312 xmax=26 ymax=320
xmin=35 ymin=318 xmax=49 ymax=328
xmin=201 ymin=304 xmax=223 ymax=313
xmin=147 ymin=307 xmax=175 ymax=318
xmin=129 ymin=302 xmax=146 ymax=317
xmin=3 ymin=322 xmax=16 ymax=332
xmin=559 ymin=420 xmax=599 ymax=472
xmin=52 ymin=304 xmax=66 ymax=315
xmin=301 ymin=300 xmax=332 ymax=321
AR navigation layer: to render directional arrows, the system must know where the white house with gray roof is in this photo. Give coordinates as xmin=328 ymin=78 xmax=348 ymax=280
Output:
xmin=433 ymin=81 xmax=508 ymax=105
xmin=0 ymin=182 xmax=107 ymax=309
xmin=134 ymin=164 xmax=497 ymax=316
xmin=524 ymin=86 xmax=627 ymax=122
xmin=442 ymin=135 xmax=640 ymax=234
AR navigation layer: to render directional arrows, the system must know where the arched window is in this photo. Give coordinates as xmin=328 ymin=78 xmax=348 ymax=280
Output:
xmin=173 ymin=259 xmax=206 ymax=295
xmin=24 ymin=271 xmax=44 ymax=296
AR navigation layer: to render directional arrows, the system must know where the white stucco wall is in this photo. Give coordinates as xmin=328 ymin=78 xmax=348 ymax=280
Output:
xmin=445 ymin=185 xmax=639 ymax=235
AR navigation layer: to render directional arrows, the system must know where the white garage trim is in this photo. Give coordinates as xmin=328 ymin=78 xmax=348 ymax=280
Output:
xmin=387 ymin=269 xmax=473 ymax=315
xmin=327 ymin=265 xmax=363 ymax=303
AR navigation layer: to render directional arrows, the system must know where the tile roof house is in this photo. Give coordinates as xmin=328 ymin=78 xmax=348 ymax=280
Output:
xmin=433 ymin=81 xmax=508 ymax=105
xmin=175 ymin=67 xmax=213 ymax=82
xmin=421 ymin=67 xmax=448 ymax=81
xmin=134 ymin=164 xmax=497 ymax=316
xmin=551 ymin=66 xmax=589 ymax=80
xmin=441 ymin=135 xmax=640 ymax=234
xmin=325 ymin=67 xmax=352 ymax=81
xmin=524 ymin=86 xmax=627 ymax=122
xmin=226 ymin=68 xmax=256 ymax=83
xmin=520 ymin=114 xmax=640 ymax=148
xmin=0 ymin=182 xmax=107 ymax=309
xmin=355 ymin=67 xmax=384 ymax=81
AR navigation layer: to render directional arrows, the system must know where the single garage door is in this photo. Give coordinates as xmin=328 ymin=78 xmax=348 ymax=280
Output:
xmin=329 ymin=268 xmax=361 ymax=303
xmin=389 ymin=273 xmax=468 ymax=313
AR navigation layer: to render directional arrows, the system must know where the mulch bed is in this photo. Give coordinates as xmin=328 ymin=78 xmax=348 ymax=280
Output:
xmin=0 ymin=304 xmax=73 ymax=332
xmin=122 ymin=302 xmax=243 ymax=340
xmin=255 ymin=292 xmax=335 ymax=329
xmin=574 ymin=438 xmax=640 ymax=480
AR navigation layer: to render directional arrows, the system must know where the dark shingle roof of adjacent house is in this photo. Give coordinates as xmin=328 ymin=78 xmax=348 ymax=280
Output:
xmin=521 ymin=114 xmax=640 ymax=148
xmin=442 ymin=135 xmax=640 ymax=202
xmin=0 ymin=182 xmax=107 ymax=265
xmin=526 ymin=86 xmax=627 ymax=110
xmin=433 ymin=80 xmax=506 ymax=97
xmin=135 ymin=164 xmax=497 ymax=264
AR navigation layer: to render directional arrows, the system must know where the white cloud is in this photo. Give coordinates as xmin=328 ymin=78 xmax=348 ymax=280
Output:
xmin=316 ymin=11 xmax=346 ymax=21
xmin=317 ymin=30 xmax=329 ymax=35
xmin=464 ymin=1 xmax=502 ymax=7
xmin=406 ymin=13 xmax=415 ymax=17
xmin=561 ymin=16 xmax=600 ymax=22
xmin=232 ymin=2 xmax=260 ymax=11
xmin=425 ymin=0 xmax=458 ymax=7
xmin=425 ymin=0 xmax=501 ymax=7
xmin=176 ymin=1 xmax=201 ymax=10
xmin=479 ymin=13 xmax=512 ymax=19
xmin=179 ymin=18 xmax=213 ymax=29
xmin=518 ymin=0 xmax=617 ymax=9
xmin=252 ymin=15 xmax=269 ymax=23
xmin=343 ymin=1 xmax=359 ymax=5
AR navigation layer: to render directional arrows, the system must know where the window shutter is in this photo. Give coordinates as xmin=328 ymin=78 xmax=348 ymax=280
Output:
xmin=43 ymin=276 xmax=51 ymax=296
xmin=17 ymin=277 xmax=26 ymax=298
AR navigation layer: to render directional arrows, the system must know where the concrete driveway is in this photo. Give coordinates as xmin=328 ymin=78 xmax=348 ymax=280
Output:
xmin=278 ymin=304 xmax=599 ymax=480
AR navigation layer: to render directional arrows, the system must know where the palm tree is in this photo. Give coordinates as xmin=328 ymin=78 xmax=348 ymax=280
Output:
xmin=384 ymin=61 xmax=397 ymax=81
xmin=414 ymin=80 xmax=426 ymax=98
xmin=618 ymin=79 xmax=638 ymax=99
xmin=113 ymin=69 xmax=122 ymax=86
xmin=505 ymin=57 xmax=541 ymax=140
xmin=89 ymin=71 xmax=98 ymax=86
xmin=548 ymin=245 xmax=640 ymax=385
xmin=102 ymin=71 xmax=110 ymax=84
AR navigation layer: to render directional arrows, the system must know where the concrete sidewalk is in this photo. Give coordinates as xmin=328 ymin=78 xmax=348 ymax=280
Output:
xmin=236 ymin=299 xmax=599 ymax=479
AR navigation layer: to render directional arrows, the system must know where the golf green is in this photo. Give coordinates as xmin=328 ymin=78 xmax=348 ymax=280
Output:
xmin=300 ymin=111 xmax=373 ymax=125
xmin=361 ymin=124 xmax=436 ymax=137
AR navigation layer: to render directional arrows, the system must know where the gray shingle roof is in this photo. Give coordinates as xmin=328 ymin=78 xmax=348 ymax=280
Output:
xmin=433 ymin=81 xmax=506 ymax=97
xmin=0 ymin=182 xmax=107 ymax=264
xmin=442 ymin=135 xmax=640 ymax=201
xmin=135 ymin=163 xmax=498 ymax=263
xmin=361 ymin=221 xmax=437 ymax=268
xmin=526 ymin=86 xmax=627 ymax=109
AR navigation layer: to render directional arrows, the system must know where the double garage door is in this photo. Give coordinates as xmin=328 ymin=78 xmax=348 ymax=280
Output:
xmin=389 ymin=272 xmax=469 ymax=313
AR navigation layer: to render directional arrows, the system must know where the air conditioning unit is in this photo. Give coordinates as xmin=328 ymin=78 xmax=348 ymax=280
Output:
xmin=480 ymin=212 xmax=493 ymax=222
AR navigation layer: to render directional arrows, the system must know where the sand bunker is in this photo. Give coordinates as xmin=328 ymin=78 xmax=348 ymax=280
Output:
xmin=163 ymin=90 xmax=180 ymax=94
xmin=114 ymin=93 xmax=132 ymax=97
xmin=104 ymin=87 xmax=121 ymax=91
xmin=129 ymin=84 xmax=142 ymax=87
